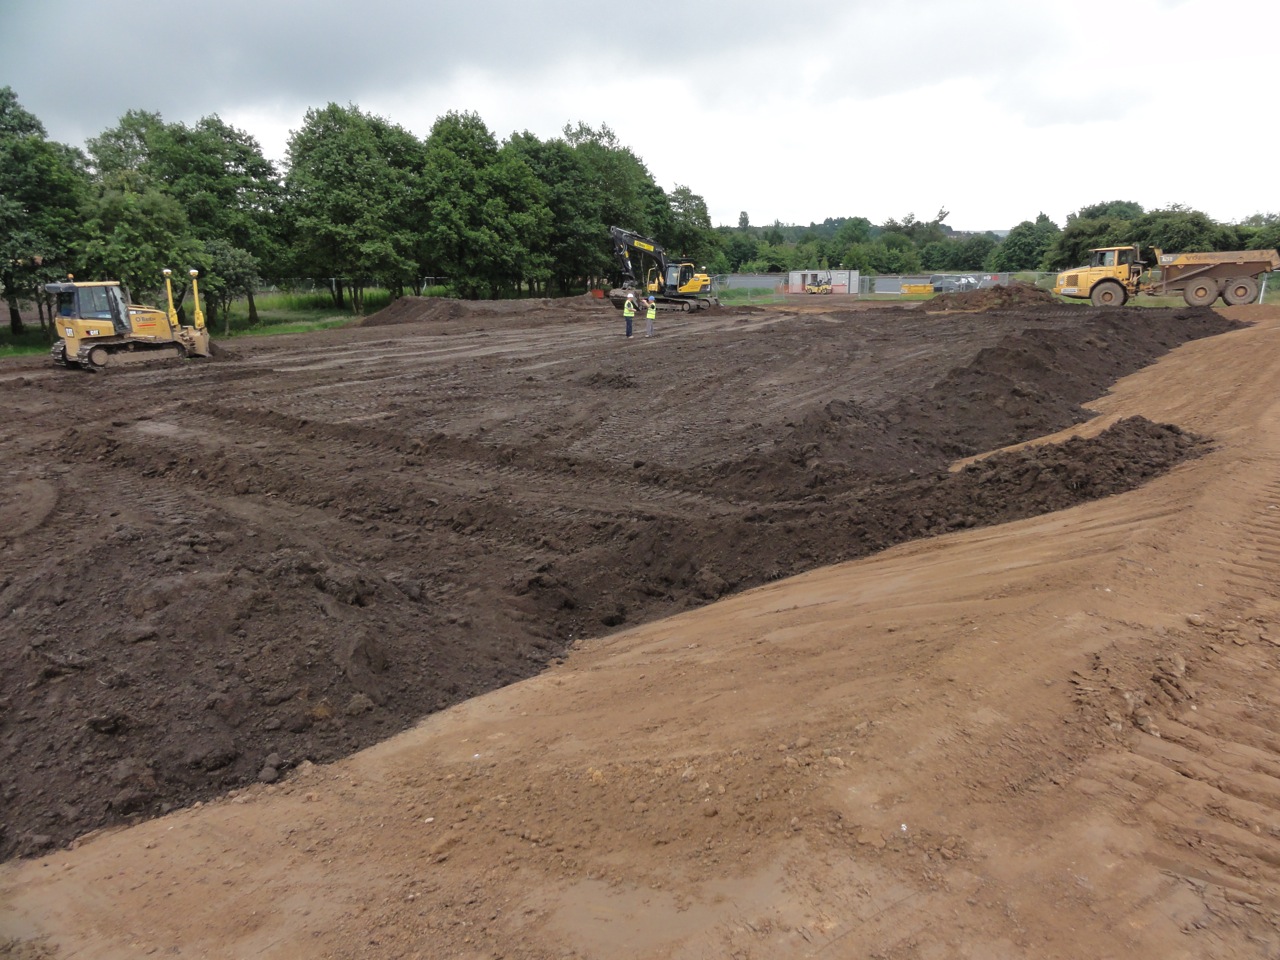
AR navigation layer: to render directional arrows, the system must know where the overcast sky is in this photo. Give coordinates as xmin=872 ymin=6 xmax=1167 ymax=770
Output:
xmin=2 ymin=0 xmax=1275 ymax=232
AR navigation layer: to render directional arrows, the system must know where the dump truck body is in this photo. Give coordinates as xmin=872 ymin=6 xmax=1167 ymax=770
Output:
xmin=1054 ymin=245 xmax=1279 ymax=307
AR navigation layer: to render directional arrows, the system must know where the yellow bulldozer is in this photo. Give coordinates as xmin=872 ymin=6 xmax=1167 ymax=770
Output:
xmin=49 ymin=268 xmax=212 ymax=369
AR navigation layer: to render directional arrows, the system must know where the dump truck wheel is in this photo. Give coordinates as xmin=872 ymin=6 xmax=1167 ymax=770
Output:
xmin=1090 ymin=281 xmax=1127 ymax=306
xmin=1221 ymin=276 xmax=1259 ymax=306
xmin=1183 ymin=279 xmax=1219 ymax=307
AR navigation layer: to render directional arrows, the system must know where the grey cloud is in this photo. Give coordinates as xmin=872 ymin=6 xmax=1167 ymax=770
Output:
xmin=2 ymin=0 xmax=851 ymax=147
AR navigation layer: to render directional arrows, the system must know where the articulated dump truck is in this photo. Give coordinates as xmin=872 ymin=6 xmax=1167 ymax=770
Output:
xmin=1054 ymin=245 xmax=1280 ymax=307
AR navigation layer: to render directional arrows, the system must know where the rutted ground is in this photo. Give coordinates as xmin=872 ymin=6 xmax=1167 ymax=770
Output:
xmin=3 ymin=296 xmax=1279 ymax=959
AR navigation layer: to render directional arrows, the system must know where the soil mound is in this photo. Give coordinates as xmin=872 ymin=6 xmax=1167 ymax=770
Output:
xmin=360 ymin=297 xmax=467 ymax=326
xmin=718 ymin=307 xmax=1237 ymax=498
xmin=925 ymin=280 xmax=1059 ymax=312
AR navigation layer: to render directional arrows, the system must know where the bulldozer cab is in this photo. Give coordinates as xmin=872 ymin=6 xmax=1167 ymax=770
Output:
xmin=50 ymin=282 xmax=130 ymax=334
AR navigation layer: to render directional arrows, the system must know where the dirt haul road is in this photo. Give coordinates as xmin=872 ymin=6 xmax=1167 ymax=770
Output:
xmin=3 ymin=294 xmax=1280 ymax=958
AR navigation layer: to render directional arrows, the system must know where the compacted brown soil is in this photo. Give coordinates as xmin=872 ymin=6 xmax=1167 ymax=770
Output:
xmin=4 ymin=295 xmax=1280 ymax=959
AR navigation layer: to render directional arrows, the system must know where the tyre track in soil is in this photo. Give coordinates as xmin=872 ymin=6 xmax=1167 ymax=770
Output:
xmin=0 ymin=297 xmax=1243 ymax=866
xmin=8 ymin=303 xmax=1280 ymax=959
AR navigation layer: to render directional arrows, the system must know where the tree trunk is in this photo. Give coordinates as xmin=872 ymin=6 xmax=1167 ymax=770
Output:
xmin=246 ymin=289 xmax=259 ymax=324
xmin=35 ymin=287 xmax=48 ymax=337
xmin=7 ymin=295 xmax=26 ymax=336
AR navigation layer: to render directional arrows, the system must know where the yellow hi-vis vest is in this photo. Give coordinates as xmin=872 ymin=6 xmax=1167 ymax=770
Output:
xmin=646 ymin=302 xmax=657 ymax=319
xmin=623 ymin=299 xmax=636 ymax=317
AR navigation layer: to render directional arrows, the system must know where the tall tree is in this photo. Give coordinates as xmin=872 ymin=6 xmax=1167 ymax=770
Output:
xmin=285 ymin=103 xmax=419 ymax=310
xmin=420 ymin=111 xmax=498 ymax=299
xmin=504 ymin=132 xmax=603 ymax=294
xmin=81 ymin=110 xmax=203 ymax=299
xmin=144 ymin=115 xmax=281 ymax=320
xmin=0 ymin=87 xmax=91 ymax=334
xmin=988 ymin=213 xmax=1060 ymax=272
xmin=666 ymin=184 xmax=715 ymax=264
xmin=564 ymin=122 xmax=659 ymax=240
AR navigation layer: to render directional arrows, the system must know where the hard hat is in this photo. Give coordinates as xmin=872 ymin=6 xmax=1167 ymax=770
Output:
xmin=627 ymin=293 xmax=635 ymax=298
xmin=648 ymin=296 xmax=655 ymax=302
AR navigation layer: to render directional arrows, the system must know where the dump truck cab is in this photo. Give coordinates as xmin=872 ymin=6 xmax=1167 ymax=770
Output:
xmin=1054 ymin=245 xmax=1144 ymax=306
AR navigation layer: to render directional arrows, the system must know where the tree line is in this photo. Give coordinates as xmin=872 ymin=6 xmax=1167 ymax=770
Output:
xmin=724 ymin=202 xmax=1280 ymax=278
xmin=4 ymin=84 xmax=1279 ymax=338
xmin=1 ymin=87 xmax=716 ymax=335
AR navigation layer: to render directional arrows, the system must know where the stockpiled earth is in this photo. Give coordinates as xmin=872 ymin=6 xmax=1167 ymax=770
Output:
xmin=6 ymin=295 xmax=1280 ymax=960
xmin=0 ymin=296 xmax=1238 ymax=856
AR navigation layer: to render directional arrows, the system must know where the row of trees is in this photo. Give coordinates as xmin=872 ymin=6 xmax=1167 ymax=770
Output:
xmin=5 ymin=83 xmax=1279 ymax=338
xmin=721 ymin=202 xmax=1280 ymax=278
xmin=1 ymin=86 xmax=716 ymax=335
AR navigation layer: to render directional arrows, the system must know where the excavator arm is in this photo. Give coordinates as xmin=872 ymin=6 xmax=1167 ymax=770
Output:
xmin=610 ymin=226 xmax=668 ymax=288
xmin=606 ymin=225 xmax=718 ymax=313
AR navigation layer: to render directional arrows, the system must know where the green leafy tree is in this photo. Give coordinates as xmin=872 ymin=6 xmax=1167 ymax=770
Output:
xmin=81 ymin=110 xmax=208 ymax=301
xmin=564 ymin=122 xmax=655 ymax=237
xmin=1243 ymin=214 xmax=1280 ymax=253
xmin=882 ymin=209 xmax=950 ymax=249
xmin=666 ymin=184 xmax=714 ymax=264
xmin=285 ymin=103 xmax=419 ymax=310
xmin=80 ymin=183 xmax=203 ymax=297
xmin=1073 ymin=200 xmax=1144 ymax=222
xmin=1044 ymin=204 xmax=1237 ymax=269
xmin=1125 ymin=206 xmax=1242 ymax=254
xmin=505 ymin=132 xmax=604 ymax=294
xmin=478 ymin=144 xmax=553 ymax=297
xmin=200 ymin=238 xmax=260 ymax=335
xmin=0 ymin=87 xmax=90 ymax=334
xmin=956 ymin=233 xmax=998 ymax=270
xmin=85 ymin=110 xmax=166 ymax=184
xmin=420 ymin=111 xmax=498 ymax=299
xmin=144 ymin=116 xmax=281 ymax=319
xmin=833 ymin=216 xmax=873 ymax=248
xmin=737 ymin=211 xmax=750 ymax=230
xmin=988 ymin=213 xmax=1059 ymax=272
xmin=920 ymin=240 xmax=955 ymax=271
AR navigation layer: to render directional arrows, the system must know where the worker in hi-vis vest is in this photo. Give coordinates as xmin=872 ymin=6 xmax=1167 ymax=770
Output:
xmin=622 ymin=293 xmax=636 ymax=338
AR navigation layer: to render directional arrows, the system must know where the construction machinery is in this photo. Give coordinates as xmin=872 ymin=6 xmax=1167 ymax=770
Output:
xmin=1054 ymin=245 xmax=1280 ymax=307
xmin=804 ymin=273 xmax=832 ymax=294
xmin=49 ymin=268 xmax=212 ymax=369
xmin=608 ymin=226 xmax=718 ymax=312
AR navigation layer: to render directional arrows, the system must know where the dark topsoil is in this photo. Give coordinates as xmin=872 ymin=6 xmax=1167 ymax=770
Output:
xmin=0 ymin=299 xmax=1242 ymax=859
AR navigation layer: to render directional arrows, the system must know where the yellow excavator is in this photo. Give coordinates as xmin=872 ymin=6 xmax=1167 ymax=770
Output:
xmin=50 ymin=268 xmax=212 ymax=370
xmin=608 ymin=226 xmax=718 ymax=312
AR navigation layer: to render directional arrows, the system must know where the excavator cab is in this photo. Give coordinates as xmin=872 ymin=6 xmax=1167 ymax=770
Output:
xmin=665 ymin=263 xmax=696 ymax=294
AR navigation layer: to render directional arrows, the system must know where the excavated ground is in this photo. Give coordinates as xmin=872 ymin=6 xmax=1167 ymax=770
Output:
xmin=0 ymin=295 xmax=1241 ymax=867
